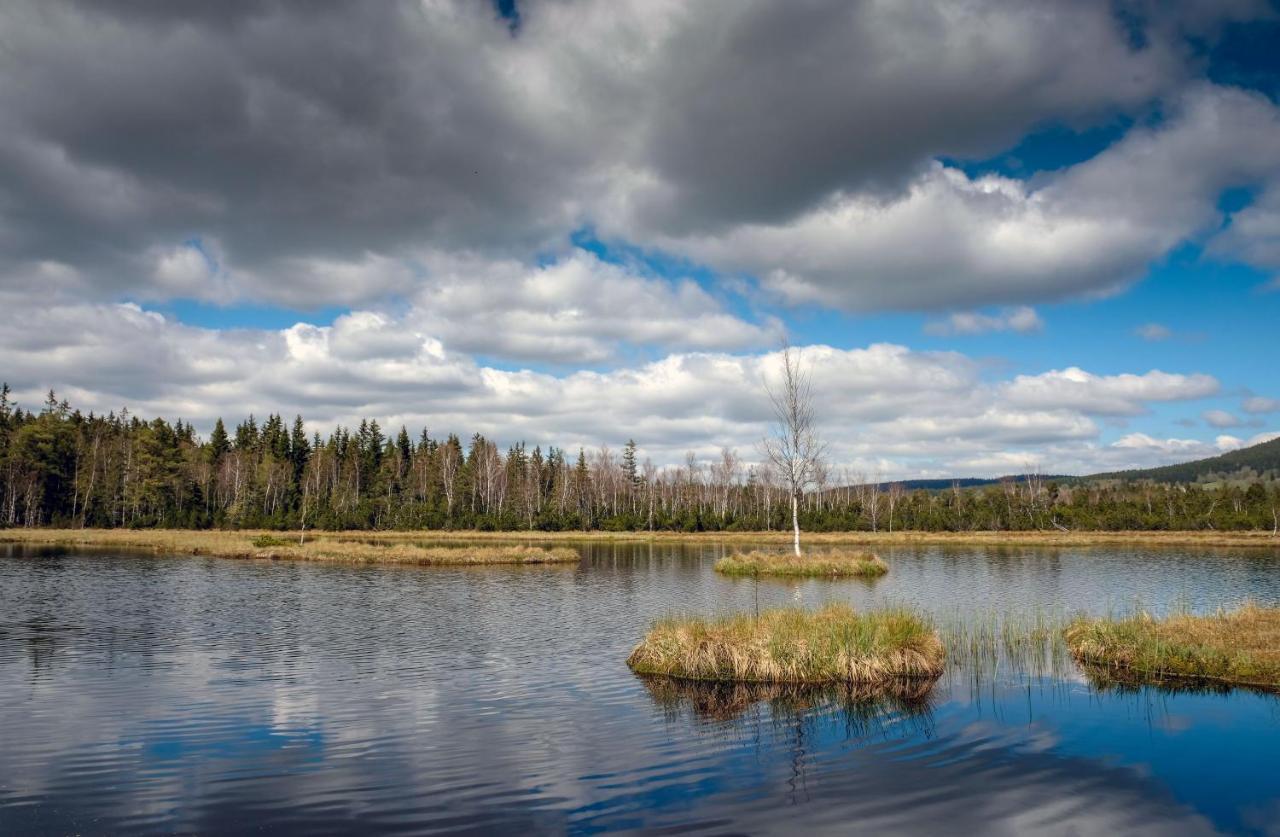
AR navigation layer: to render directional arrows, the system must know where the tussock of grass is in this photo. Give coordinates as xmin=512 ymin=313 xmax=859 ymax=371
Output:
xmin=626 ymin=603 xmax=944 ymax=686
xmin=0 ymin=528 xmax=578 ymax=566
xmin=715 ymin=549 xmax=888 ymax=578
xmin=1064 ymin=603 xmax=1280 ymax=691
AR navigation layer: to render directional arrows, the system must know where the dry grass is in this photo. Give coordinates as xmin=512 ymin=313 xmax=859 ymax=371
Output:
xmin=1064 ymin=603 xmax=1280 ymax=691
xmin=626 ymin=603 xmax=944 ymax=686
xmin=0 ymin=528 xmax=578 ymax=566
xmin=715 ymin=549 xmax=888 ymax=578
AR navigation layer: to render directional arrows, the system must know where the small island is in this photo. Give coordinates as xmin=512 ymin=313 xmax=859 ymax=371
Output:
xmin=626 ymin=603 xmax=944 ymax=687
xmin=0 ymin=529 xmax=579 ymax=567
xmin=715 ymin=549 xmax=888 ymax=578
xmin=1064 ymin=604 xmax=1280 ymax=691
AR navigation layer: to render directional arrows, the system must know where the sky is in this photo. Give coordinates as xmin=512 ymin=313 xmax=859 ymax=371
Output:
xmin=1 ymin=0 xmax=1279 ymax=479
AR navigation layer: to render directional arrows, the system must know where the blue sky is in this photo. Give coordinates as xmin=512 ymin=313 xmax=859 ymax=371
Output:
xmin=2 ymin=1 xmax=1279 ymax=477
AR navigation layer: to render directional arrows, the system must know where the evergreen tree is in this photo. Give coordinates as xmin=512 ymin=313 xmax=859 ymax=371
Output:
xmin=622 ymin=439 xmax=639 ymax=486
xmin=209 ymin=418 xmax=230 ymax=462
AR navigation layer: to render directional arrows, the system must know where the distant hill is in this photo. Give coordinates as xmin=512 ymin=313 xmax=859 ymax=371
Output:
xmin=1089 ymin=435 xmax=1280 ymax=483
xmin=849 ymin=436 xmax=1280 ymax=491
xmin=863 ymin=474 xmax=1074 ymax=491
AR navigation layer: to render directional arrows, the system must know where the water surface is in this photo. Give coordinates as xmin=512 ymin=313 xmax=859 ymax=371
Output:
xmin=2 ymin=541 xmax=1278 ymax=835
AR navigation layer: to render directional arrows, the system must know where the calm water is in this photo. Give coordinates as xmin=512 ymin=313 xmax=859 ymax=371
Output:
xmin=2 ymin=541 xmax=1279 ymax=835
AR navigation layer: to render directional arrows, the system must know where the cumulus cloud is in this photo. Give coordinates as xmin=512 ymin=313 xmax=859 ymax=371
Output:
xmin=924 ymin=307 xmax=1043 ymax=336
xmin=406 ymin=249 xmax=781 ymax=363
xmin=1000 ymin=367 xmax=1219 ymax=416
xmin=0 ymin=295 xmax=1245 ymax=477
xmin=648 ymin=85 xmax=1280 ymax=310
xmin=1101 ymin=430 xmax=1276 ymax=462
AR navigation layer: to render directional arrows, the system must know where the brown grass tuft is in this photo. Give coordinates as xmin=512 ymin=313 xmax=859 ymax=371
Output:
xmin=626 ymin=603 xmax=944 ymax=687
xmin=715 ymin=549 xmax=887 ymax=578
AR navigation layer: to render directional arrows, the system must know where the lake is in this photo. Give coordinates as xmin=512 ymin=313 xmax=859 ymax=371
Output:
xmin=2 ymin=540 xmax=1279 ymax=835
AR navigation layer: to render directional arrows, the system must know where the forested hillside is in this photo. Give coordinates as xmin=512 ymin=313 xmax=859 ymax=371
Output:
xmin=1 ymin=387 xmax=1277 ymax=532
xmin=1090 ymin=436 xmax=1280 ymax=484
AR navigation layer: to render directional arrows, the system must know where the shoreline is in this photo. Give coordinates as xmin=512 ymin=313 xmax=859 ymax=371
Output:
xmin=0 ymin=527 xmax=1274 ymax=560
xmin=1 ymin=527 xmax=1278 ymax=553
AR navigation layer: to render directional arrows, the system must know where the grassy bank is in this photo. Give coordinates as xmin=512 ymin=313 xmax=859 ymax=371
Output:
xmin=626 ymin=603 xmax=944 ymax=686
xmin=714 ymin=549 xmax=888 ymax=578
xmin=0 ymin=528 xmax=578 ymax=566
xmin=1064 ymin=604 xmax=1280 ymax=691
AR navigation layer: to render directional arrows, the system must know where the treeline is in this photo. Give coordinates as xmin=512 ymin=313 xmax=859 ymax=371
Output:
xmin=1 ymin=387 xmax=1278 ymax=533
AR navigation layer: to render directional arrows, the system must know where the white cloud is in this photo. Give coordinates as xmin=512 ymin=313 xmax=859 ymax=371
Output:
xmin=924 ymin=306 xmax=1043 ymax=336
xmin=1135 ymin=322 xmax=1173 ymax=341
xmin=637 ymin=85 xmax=1280 ymax=311
xmin=406 ymin=249 xmax=781 ymax=363
xmin=0 ymin=296 xmax=1246 ymax=479
xmin=1000 ymin=367 xmax=1219 ymax=416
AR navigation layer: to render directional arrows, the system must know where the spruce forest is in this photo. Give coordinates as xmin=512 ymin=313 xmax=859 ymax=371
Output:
xmin=2 ymin=387 xmax=1277 ymax=533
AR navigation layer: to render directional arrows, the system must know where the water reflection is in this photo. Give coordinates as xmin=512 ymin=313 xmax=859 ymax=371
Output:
xmin=638 ymin=675 xmax=938 ymax=725
xmin=1075 ymin=662 xmax=1280 ymax=698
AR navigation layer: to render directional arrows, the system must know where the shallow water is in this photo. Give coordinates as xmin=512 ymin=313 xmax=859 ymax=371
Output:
xmin=1 ymin=540 xmax=1278 ymax=835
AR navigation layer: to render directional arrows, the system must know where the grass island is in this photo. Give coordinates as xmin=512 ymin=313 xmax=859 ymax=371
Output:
xmin=0 ymin=528 xmax=579 ymax=567
xmin=626 ymin=603 xmax=944 ymax=687
xmin=715 ymin=549 xmax=888 ymax=578
xmin=1064 ymin=603 xmax=1280 ymax=692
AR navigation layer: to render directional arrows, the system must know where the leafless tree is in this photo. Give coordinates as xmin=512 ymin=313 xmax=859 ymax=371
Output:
xmin=439 ymin=443 xmax=460 ymax=522
xmin=761 ymin=344 xmax=826 ymax=556
xmin=886 ymin=482 xmax=904 ymax=534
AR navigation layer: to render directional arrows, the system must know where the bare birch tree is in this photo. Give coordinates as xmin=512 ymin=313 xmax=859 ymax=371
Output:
xmin=761 ymin=344 xmax=826 ymax=556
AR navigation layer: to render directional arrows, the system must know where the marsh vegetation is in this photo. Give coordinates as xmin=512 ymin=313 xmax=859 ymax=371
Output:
xmin=0 ymin=528 xmax=578 ymax=566
xmin=714 ymin=549 xmax=888 ymax=578
xmin=626 ymin=604 xmax=944 ymax=687
xmin=1065 ymin=604 xmax=1280 ymax=692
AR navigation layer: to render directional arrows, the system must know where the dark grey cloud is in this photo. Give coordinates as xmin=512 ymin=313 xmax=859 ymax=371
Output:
xmin=1 ymin=0 xmax=1267 ymax=311
xmin=613 ymin=0 xmax=1182 ymax=233
xmin=0 ymin=0 xmax=584 ymax=301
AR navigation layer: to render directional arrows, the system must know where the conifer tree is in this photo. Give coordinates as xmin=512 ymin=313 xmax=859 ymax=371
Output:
xmin=209 ymin=418 xmax=229 ymax=463
xmin=622 ymin=439 xmax=639 ymax=487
